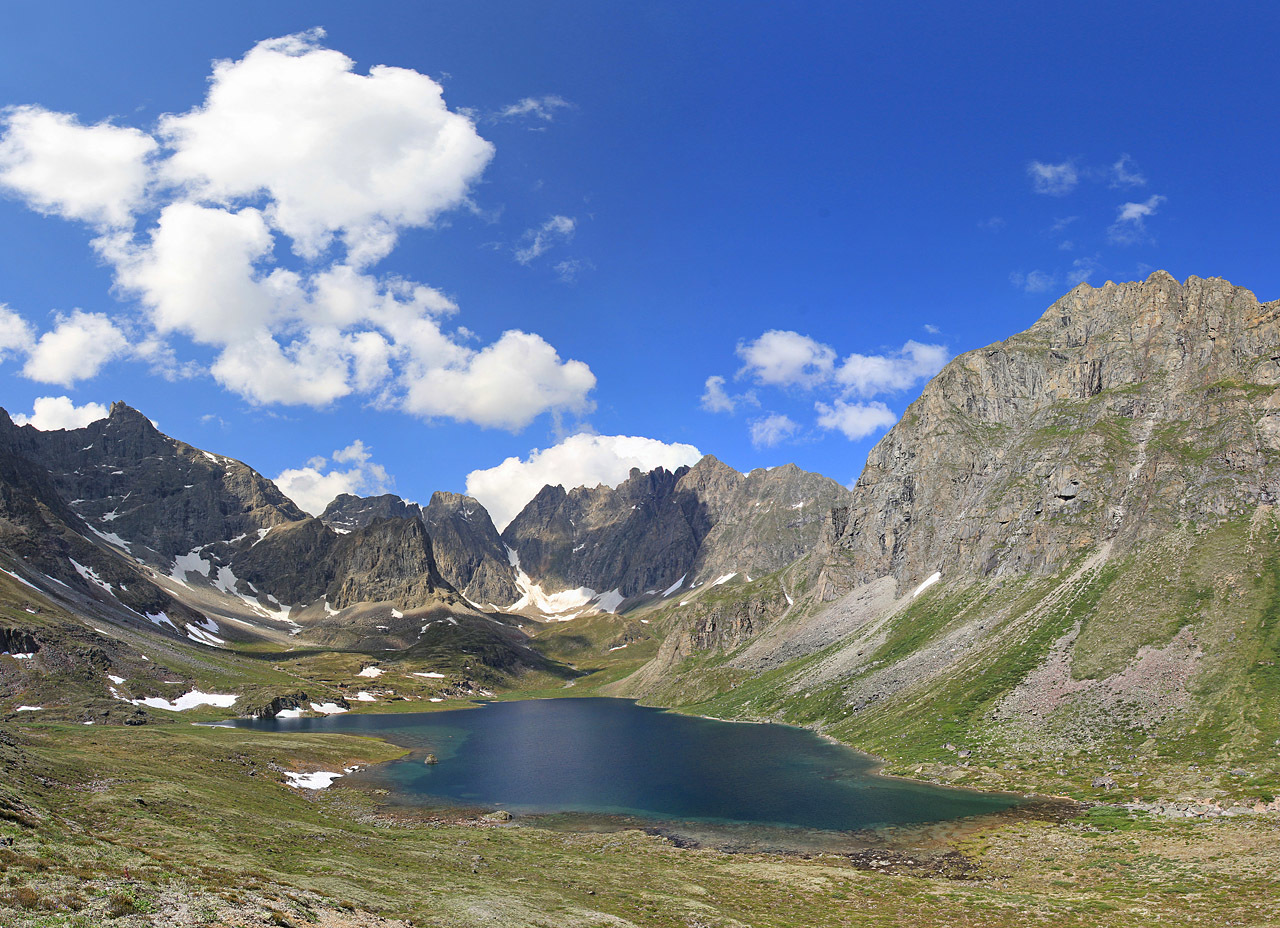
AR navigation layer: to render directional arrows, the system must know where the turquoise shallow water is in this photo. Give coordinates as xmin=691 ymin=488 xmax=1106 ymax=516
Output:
xmin=228 ymin=697 xmax=1020 ymax=833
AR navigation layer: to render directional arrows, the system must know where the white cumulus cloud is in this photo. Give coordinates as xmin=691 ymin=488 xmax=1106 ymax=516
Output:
xmin=0 ymin=105 xmax=156 ymax=227
xmin=157 ymin=28 xmax=494 ymax=264
xmin=274 ymin=439 xmax=393 ymax=516
xmin=1108 ymin=194 xmax=1166 ymax=245
xmin=700 ymin=375 xmax=737 ymax=413
xmin=11 ymin=396 xmax=109 ymax=431
xmin=22 ymin=310 xmax=129 ymax=386
xmin=834 ymin=340 xmax=949 ymax=397
xmin=466 ymin=434 xmax=703 ymax=531
xmin=736 ymin=330 xmax=835 ymax=388
xmin=814 ymin=399 xmax=897 ymax=440
xmin=713 ymin=330 xmax=947 ymax=445
xmin=0 ymin=304 xmax=35 ymax=362
xmin=0 ymin=31 xmax=595 ymax=430
xmin=402 ymin=330 xmax=596 ymax=430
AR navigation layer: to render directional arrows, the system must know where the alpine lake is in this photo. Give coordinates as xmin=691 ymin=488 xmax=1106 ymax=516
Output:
xmin=222 ymin=697 xmax=1029 ymax=853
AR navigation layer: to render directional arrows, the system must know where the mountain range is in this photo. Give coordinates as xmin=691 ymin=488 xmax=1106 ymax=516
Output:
xmin=3 ymin=271 xmax=1279 ymax=801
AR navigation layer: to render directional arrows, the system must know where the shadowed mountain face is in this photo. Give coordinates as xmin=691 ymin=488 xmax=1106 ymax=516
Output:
xmin=321 ymin=493 xmax=422 ymax=532
xmin=10 ymin=402 xmax=304 ymax=564
xmin=502 ymin=466 xmax=711 ymax=599
xmin=422 ymin=491 xmax=520 ymax=606
xmin=500 ymin=457 xmax=854 ymax=600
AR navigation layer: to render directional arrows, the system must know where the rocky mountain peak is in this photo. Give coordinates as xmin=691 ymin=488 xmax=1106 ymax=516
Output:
xmin=321 ymin=493 xmax=422 ymax=532
xmin=423 ymin=490 xmax=518 ymax=606
xmin=816 ymin=272 xmax=1280 ymax=599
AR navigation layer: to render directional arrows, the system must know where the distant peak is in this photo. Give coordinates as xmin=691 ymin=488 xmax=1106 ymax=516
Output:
xmin=691 ymin=454 xmax=739 ymax=475
xmin=107 ymin=401 xmax=154 ymax=425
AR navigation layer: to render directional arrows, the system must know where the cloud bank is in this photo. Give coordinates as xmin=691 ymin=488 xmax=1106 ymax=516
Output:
xmin=0 ymin=30 xmax=595 ymax=431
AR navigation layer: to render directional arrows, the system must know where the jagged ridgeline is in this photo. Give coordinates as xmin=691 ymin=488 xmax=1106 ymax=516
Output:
xmin=616 ymin=272 xmax=1280 ymax=784
xmin=0 ymin=390 xmax=851 ymax=705
xmin=4 ymin=271 xmax=1279 ymax=782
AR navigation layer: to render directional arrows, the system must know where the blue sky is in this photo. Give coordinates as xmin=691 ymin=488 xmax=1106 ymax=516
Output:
xmin=0 ymin=2 xmax=1276 ymax=526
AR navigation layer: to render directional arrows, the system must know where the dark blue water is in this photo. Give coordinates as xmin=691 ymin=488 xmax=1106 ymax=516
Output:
xmin=228 ymin=698 xmax=1019 ymax=832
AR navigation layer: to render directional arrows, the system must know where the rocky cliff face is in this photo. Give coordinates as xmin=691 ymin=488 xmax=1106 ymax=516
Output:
xmin=500 ymin=456 xmax=852 ymax=602
xmin=229 ymin=515 xmax=457 ymax=612
xmin=502 ymin=466 xmax=711 ymax=599
xmin=0 ymin=407 xmax=220 ymax=634
xmin=320 ymin=493 xmax=422 ymax=532
xmin=422 ymin=491 xmax=519 ymax=606
xmin=679 ymin=458 xmax=854 ymax=584
xmin=10 ymin=402 xmax=305 ymax=563
xmin=813 ymin=272 xmax=1280 ymax=599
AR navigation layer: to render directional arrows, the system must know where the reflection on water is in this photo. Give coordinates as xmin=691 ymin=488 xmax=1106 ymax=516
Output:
xmin=227 ymin=697 xmax=1022 ymax=845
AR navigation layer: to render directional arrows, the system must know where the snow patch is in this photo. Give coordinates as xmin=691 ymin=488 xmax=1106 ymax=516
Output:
xmin=107 ymin=674 xmax=125 ymax=685
xmin=712 ymin=572 xmax=737 ymax=587
xmin=70 ymin=559 xmax=112 ymax=592
xmin=6 ymin=652 xmax=34 ymax=660
xmin=285 ymin=770 xmax=343 ymax=789
xmin=1 ymin=568 xmax=39 ymax=590
xmin=662 ymin=575 xmax=686 ymax=596
xmin=594 ymin=588 xmax=625 ymax=614
xmin=354 ymin=691 xmax=376 ymax=702
xmin=212 ymin=566 xmax=241 ymax=597
xmin=413 ymin=671 xmax=445 ymax=679
xmin=132 ymin=691 xmax=237 ymax=711
xmin=87 ymin=525 xmax=132 ymax=550
xmin=16 ymin=705 xmax=42 ymax=712
xmin=145 ymin=611 xmax=178 ymax=630
xmin=186 ymin=625 xmax=226 ymax=647
xmin=275 ymin=707 xmax=305 ymax=718
xmin=309 ymin=701 xmax=348 ymax=714
xmin=170 ymin=549 xmax=212 ymax=582
xmin=912 ymin=571 xmax=942 ymax=598
xmin=356 ymin=666 xmax=384 ymax=678
xmin=391 ymin=609 xmax=404 ymax=619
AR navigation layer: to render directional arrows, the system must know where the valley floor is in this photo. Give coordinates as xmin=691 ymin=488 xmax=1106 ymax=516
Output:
xmin=4 ymin=707 xmax=1280 ymax=927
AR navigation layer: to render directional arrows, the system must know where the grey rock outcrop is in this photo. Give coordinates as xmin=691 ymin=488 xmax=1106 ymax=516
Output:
xmin=503 ymin=466 xmax=710 ymax=599
xmin=814 ymin=272 xmax=1280 ymax=599
xmin=500 ymin=457 xmax=852 ymax=601
xmin=422 ymin=491 xmax=519 ymax=606
xmin=232 ymin=515 xmax=456 ymax=612
xmin=321 ymin=493 xmax=422 ymax=532
xmin=12 ymin=402 xmax=304 ymax=563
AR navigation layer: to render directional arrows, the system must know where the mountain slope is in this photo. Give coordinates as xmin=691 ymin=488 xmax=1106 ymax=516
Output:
xmin=614 ymin=273 xmax=1280 ymax=797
